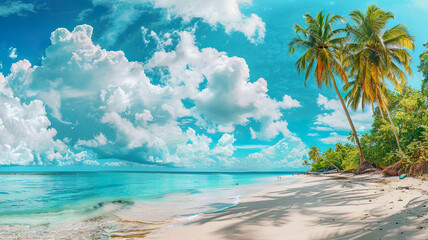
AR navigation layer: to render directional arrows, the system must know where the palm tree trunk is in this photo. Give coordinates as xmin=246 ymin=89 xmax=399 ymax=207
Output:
xmin=376 ymin=95 xmax=386 ymax=119
xmin=379 ymin=108 xmax=385 ymax=119
xmin=372 ymin=102 xmax=385 ymax=119
xmin=377 ymin=86 xmax=402 ymax=152
xmin=383 ymin=102 xmax=402 ymax=152
xmin=330 ymin=73 xmax=366 ymax=164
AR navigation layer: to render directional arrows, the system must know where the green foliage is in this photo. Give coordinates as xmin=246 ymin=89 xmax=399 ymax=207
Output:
xmin=418 ymin=43 xmax=428 ymax=95
xmin=306 ymin=144 xmax=359 ymax=171
xmin=301 ymin=8 xmax=427 ymax=175
xmin=397 ymin=130 xmax=428 ymax=173
xmin=305 ymin=83 xmax=428 ymax=172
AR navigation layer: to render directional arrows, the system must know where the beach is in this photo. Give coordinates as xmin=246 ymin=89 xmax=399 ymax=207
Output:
xmin=147 ymin=174 xmax=428 ymax=240
xmin=0 ymin=173 xmax=426 ymax=239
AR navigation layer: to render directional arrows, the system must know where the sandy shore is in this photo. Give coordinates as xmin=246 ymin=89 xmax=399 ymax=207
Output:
xmin=147 ymin=174 xmax=428 ymax=240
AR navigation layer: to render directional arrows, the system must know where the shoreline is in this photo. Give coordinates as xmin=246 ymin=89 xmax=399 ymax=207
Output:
xmin=147 ymin=174 xmax=428 ymax=240
xmin=0 ymin=173 xmax=295 ymax=239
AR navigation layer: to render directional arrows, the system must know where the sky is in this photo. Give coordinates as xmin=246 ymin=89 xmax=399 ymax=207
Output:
xmin=0 ymin=0 xmax=427 ymax=171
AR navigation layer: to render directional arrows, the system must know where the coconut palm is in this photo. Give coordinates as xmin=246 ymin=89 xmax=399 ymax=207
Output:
xmin=344 ymin=80 xmax=388 ymax=120
xmin=346 ymin=4 xmax=415 ymax=152
xmin=289 ymin=10 xmax=369 ymax=167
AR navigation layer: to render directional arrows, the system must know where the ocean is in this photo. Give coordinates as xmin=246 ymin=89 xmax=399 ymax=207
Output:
xmin=0 ymin=171 xmax=298 ymax=239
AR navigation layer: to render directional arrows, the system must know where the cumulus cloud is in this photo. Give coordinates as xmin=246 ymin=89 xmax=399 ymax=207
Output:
xmin=0 ymin=1 xmax=35 ymax=17
xmin=211 ymin=133 xmax=236 ymax=157
xmin=8 ymin=47 xmax=17 ymax=59
xmin=90 ymin=0 xmax=265 ymax=45
xmin=147 ymin=31 xmax=300 ymax=138
xmin=0 ymin=73 xmax=12 ymax=97
xmin=0 ymin=91 xmax=88 ymax=165
xmin=1 ymin=24 xmax=302 ymax=169
xmin=315 ymin=94 xmax=372 ymax=132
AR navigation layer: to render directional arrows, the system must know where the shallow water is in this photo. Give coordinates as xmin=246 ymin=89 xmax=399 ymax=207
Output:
xmin=0 ymin=172 xmax=296 ymax=239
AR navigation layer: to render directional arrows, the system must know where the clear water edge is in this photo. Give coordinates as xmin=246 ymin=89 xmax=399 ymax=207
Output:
xmin=0 ymin=172 xmax=299 ymax=238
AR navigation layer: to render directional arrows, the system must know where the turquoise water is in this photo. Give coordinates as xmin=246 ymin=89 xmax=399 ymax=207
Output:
xmin=0 ymin=172 xmax=295 ymax=226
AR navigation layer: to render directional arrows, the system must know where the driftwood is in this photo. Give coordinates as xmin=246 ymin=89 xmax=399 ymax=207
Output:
xmin=354 ymin=161 xmax=376 ymax=175
xmin=382 ymin=161 xmax=405 ymax=176
xmin=408 ymin=159 xmax=428 ymax=176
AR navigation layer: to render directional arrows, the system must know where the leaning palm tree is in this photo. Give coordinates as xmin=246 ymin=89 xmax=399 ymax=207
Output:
xmin=344 ymin=80 xmax=388 ymax=120
xmin=289 ymin=10 xmax=370 ymax=170
xmin=346 ymin=4 xmax=415 ymax=153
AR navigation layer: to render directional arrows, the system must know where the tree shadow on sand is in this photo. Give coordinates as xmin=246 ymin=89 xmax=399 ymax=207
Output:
xmin=183 ymin=176 xmax=427 ymax=240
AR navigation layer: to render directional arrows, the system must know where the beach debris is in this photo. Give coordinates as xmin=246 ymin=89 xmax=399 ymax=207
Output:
xmin=399 ymin=174 xmax=407 ymax=179
xmin=354 ymin=161 xmax=377 ymax=174
xmin=382 ymin=161 xmax=404 ymax=176
xmin=408 ymin=159 xmax=428 ymax=176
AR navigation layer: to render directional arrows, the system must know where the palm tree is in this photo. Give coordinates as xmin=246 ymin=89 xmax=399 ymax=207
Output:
xmin=344 ymin=80 xmax=387 ymax=120
xmin=289 ymin=10 xmax=369 ymax=168
xmin=346 ymin=4 xmax=415 ymax=153
xmin=308 ymin=146 xmax=322 ymax=164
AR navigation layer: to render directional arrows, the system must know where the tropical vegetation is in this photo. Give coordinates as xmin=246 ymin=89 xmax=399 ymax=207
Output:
xmin=288 ymin=10 xmax=369 ymax=170
xmin=293 ymin=5 xmax=428 ymax=176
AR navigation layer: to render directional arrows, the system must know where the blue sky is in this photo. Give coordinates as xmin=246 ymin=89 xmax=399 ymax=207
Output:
xmin=0 ymin=0 xmax=427 ymax=170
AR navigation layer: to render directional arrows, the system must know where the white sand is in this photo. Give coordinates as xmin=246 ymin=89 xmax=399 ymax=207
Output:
xmin=147 ymin=174 xmax=428 ymax=240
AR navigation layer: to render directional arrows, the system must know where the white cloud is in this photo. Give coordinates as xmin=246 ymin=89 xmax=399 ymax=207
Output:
xmin=0 ymin=73 xmax=12 ymax=97
xmin=150 ymin=0 xmax=265 ymax=43
xmin=235 ymin=144 xmax=269 ymax=149
xmin=147 ymin=31 xmax=300 ymax=139
xmin=1 ymin=25 xmax=302 ymax=168
xmin=211 ymin=133 xmax=236 ymax=157
xmin=8 ymin=47 xmax=17 ymax=59
xmin=141 ymin=26 xmax=150 ymax=45
xmin=307 ymin=133 xmax=319 ymax=137
xmin=311 ymin=126 xmax=334 ymax=131
xmin=91 ymin=0 xmax=265 ymax=45
xmin=75 ymin=133 xmax=108 ymax=148
xmin=104 ymin=161 xmax=127 ymax=167
xmin=135 ymin=110 xmax=153 ymax=124
xmin=320 ymin=132 xmax=349 ymax=144
xmin=167 ymin=128 xmax=215 ymax=167
xmin=83 ymin=159 xmax=100 ymax=166
xmin=238 ymin=136 xmax=308 ymax=169
xmin=0 ymin=1 xmax=35 ymax=17
xmin=315 ymin=94 xmax=372 ymax=132
xmin=0 ymin=93 xmax=88 ymax=165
